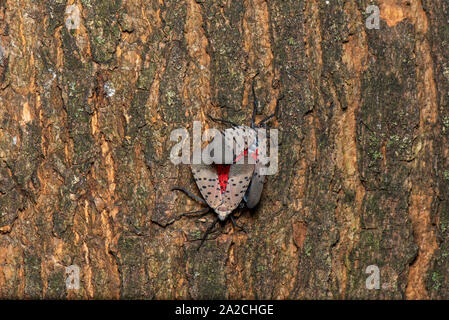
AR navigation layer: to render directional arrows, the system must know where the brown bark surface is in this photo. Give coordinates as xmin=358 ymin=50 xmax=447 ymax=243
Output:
xmin=0 ymin=0 xmax=448 ymax=299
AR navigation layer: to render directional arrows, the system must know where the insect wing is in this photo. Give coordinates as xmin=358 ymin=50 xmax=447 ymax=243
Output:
xmin=191 ymin=164 xmax=222 ymax=211
xmin=219 ymin=157 xmax=254 ymax=213
xmin=244 ymin=164 xmax=265 ymax=208
xmin=224 ymin=126 xmax=256 ymax=164
xmin=244 ymin=128 xmax=268 ymax=208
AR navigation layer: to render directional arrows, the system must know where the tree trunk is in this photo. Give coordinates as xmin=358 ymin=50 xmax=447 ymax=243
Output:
xmin=0 ymin=0 xmax=448 ymax=299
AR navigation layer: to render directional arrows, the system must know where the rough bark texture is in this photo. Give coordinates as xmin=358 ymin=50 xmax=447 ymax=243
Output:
xmin=0 ymin=0 xmax=448 ymax=299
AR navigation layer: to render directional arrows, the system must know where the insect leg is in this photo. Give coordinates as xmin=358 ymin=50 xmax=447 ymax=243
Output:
xmin=206 ymin=114 xmax=239 ymax=127
xmin=197 ymin=216 xmax=220 ymax=250
xmin=258 ymin=94 xmax=284 ymax=127
xmin=172 ymin=186 xmax=207 ymax=205
xmin=179 ymin=207 xmax=210 ymax=218
xmin=238 ymin=202 xmax=246 ymax=209
xmin=230 ymin=215 xmax=247 ymax=233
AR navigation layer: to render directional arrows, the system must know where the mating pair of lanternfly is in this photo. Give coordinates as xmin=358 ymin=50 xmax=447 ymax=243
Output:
xmin=172 ymin=82 xmax=283 ymax=249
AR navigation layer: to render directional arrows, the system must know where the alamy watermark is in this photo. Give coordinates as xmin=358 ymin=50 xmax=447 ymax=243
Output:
xmin=365 ymin=264 xmax=396 ymax=290
xmin=366 ymin=5 xmax=380 ymax=30
xmin=170 ymin=121 xmax=279 ymax=175
xmin=365 ymin=265 xmax=381 ymax=290
xmin=65 ymin=5 xmax=81 ymax=31
xmin=65 ymin=264 xmax=80 ymax=290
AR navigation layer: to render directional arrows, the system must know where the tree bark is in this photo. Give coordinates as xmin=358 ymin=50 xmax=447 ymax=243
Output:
xmin=0 ymin=0 xmax=448 ymax=299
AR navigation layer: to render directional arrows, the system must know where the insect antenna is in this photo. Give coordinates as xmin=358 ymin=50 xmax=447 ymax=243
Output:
xmin=251 ymin=77 xmax=258 ymax=129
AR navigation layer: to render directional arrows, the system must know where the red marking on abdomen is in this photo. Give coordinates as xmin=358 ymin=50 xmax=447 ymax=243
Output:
xmin=216 ymin=164 xmax=230 ymax=194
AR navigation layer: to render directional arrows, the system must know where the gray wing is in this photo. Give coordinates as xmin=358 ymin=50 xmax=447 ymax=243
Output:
xmin=244 ymin=127 xmax=267 ymax=208
xmin=244 ymin=164 xmax=265 ymax=208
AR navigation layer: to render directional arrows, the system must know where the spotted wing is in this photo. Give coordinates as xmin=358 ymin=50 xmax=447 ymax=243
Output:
xmin=219 ymin=157 xmax=254 ymax=214
xmin=191 ymin=164 xmax=222 ymax=211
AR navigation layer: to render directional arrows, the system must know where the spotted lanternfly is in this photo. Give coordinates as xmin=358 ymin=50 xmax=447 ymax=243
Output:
xmin=172 ymin=137 xmax=255 ymax=249
xmin=172 ymin=78 xmax=283 ymax=249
